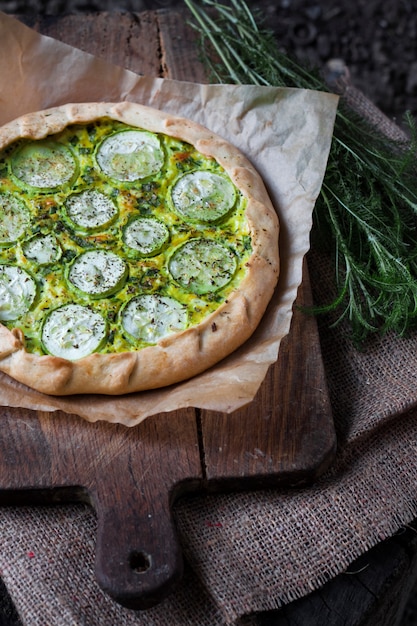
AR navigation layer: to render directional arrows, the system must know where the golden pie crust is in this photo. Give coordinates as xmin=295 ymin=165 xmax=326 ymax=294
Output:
xmin=0 ymin=102 xmax=279 ymax=395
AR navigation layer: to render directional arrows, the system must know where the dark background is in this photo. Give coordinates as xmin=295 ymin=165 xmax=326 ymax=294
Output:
xmin=0 ymin=1 xmax=416 ymax=624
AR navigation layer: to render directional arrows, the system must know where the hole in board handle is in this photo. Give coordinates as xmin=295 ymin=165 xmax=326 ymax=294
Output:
xmin=129 ymin=551 xmax=152 ymax=574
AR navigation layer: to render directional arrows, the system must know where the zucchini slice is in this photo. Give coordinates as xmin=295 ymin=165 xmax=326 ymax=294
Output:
xmin=67 ymin=249 xmax=128 ymax=298
xmin=64 ymin=189 xmax=118 ymax=231
xmin=0 ymin=264 xmax=37 ymax=321
xmin=171 ymin=170 xmax=236 ymax=223
xmin=41 ymin=303 xmax=107 ymax=360
xmin=121 ymin=293 xmax=187 ymax=344
xmin=95 ymin=130 xmax=164 ymax=182
xmin=10 ymin=140 xmax=77 ymax=190
xmin=22 ymin=233 xmax=62 ymax=265
xmin=168 ymin=238 xmax=237 ymax=294
xmin=123 ymin=216 xmax=170 ymax=256
xmin=0 ymin=192 xmax=31 ymax=246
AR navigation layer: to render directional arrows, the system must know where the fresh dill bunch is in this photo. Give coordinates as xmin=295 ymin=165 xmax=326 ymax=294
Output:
xmin=184 ymin=0 xmax=417 ymax=344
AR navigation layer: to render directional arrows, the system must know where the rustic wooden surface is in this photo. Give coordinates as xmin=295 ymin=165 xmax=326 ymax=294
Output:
xmin=1 ymin=10 xmax=335 ymax=609
xmin=201 ymin=259 xmax=336 ymax=490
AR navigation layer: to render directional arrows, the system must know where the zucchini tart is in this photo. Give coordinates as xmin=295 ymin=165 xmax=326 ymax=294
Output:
xmin=0 ymin=102 xmax=279 ymax=395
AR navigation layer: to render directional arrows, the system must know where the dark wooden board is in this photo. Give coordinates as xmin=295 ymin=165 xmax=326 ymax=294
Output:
xmin=0 ymin=11 xmax=336 ymax=609
xmin=201 ymin=261 xmax=336 ymax=490
xmin=0 ymin=407 xmax=202 ymax=609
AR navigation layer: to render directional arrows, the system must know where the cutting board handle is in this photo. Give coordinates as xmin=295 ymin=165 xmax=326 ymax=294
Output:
xmin=92 ymin=485 xmax=183 ymax=610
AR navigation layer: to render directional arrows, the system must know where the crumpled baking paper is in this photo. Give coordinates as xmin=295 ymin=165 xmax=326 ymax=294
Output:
xmin=0 ymin=12 xmax=338 ymax=425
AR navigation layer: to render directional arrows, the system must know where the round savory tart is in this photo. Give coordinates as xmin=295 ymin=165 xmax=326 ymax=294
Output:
xmin=0 ymin=102 xmax=279 ymax=395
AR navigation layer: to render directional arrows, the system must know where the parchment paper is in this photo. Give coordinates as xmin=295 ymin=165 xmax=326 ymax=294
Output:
xmin=0 ymin=12 xmax=338 ymax=425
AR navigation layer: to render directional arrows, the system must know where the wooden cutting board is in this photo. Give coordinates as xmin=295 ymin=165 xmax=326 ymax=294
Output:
xmin=0 ymin=11 xmax=336 ymax=610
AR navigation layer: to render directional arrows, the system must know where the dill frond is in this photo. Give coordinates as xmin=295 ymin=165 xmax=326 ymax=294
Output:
xmin=185 ymin=0 xmax=417 ymax=344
